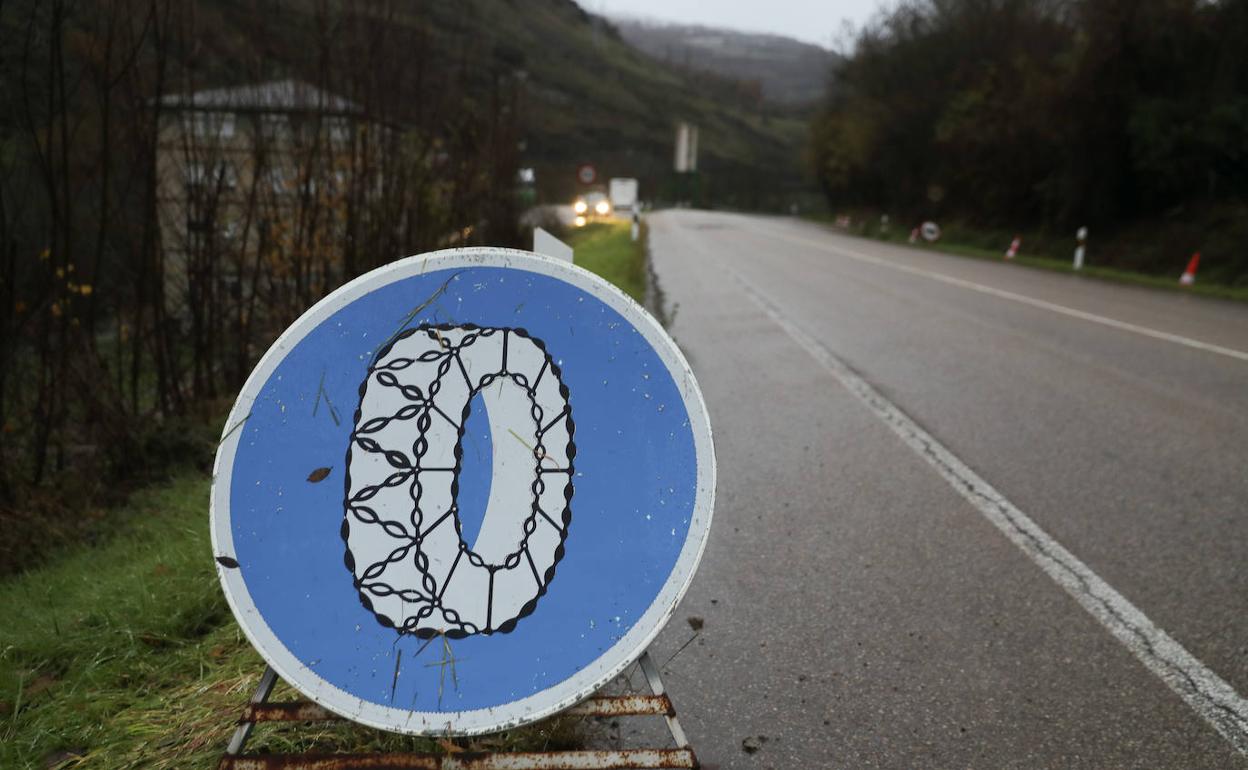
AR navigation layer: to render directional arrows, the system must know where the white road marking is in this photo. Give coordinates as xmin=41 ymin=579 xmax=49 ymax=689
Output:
xmin=729 ymin=267 xmax=1248 ymax=755
xmin=750 ymin=223 xmax=1248 ymax=364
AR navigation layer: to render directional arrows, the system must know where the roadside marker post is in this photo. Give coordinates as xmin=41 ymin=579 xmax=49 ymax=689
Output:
xmin=1180 ymin=252 xmax=1200 ymax=285
xmin=1074 ymin=226 xmax=1088 ymax=270
xmin=673 ymin=123 xmax=698 ymax=174
xmin=211 ymin=247 xmax=715 ymax=767
xmin=533 ymin=227 xmax=573 ymax=264
xmin=1005 ymin=236 xmax=1021 ymax=259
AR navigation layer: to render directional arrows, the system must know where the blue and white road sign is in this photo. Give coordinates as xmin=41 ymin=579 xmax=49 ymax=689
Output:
xmin=211 ymin=248 xmax=715 ymax=735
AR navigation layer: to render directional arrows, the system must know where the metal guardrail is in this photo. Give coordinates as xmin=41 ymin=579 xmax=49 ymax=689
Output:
xmin=218 ymin=653 xmax=698 ymax=770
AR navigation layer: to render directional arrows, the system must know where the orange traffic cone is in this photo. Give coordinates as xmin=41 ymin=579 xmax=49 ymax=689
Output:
xmin=1179 ymin=252 xmax=1200 ymax=286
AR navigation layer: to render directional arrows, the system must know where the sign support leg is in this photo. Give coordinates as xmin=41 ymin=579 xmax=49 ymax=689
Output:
xmin=637 ymin=650 xmax=691 ymax=750
xmin=224 ymin=664 xmax=277 ymax=756
xmin=218 ymin=653 xmax=701 ymax=768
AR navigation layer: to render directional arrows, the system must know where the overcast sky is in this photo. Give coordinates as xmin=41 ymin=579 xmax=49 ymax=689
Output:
xmin=588 ymin=0 xmax=890 ymax=50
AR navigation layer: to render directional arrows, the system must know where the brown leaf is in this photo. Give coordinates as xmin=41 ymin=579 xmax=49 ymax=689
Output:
xmin=307 ymin=466 xmax=332 ymax=483
xmin=436 ymin=738 xmax=465 ymax=754
xmin=138 ymin=632 xmax=170 ymax=648
xmin=42 ymin=747 xmax=85 ymax=768
xmin=25 ymin=674 xmax=58 ymax=699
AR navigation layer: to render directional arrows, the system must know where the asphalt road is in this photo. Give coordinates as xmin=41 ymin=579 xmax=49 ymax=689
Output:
xmin=628 ymin=210 xmax=1248 ymax=768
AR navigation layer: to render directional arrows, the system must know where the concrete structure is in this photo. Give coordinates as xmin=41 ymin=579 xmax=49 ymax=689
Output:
xmin=155 ymin=79 xmax=369 ymax=316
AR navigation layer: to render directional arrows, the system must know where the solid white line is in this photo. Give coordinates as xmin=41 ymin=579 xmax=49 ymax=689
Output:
xmin=728 ymin=268 xmax=1248 ymax=754
xmin=752 ymin=224 xmax=1248 ymax=364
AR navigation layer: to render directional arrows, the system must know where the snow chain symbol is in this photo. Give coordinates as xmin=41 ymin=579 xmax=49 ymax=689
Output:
xmin=343 ymin=325 xmax=575 ymax=639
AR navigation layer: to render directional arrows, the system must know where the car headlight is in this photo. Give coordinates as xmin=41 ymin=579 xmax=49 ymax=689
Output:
xmin=574 ymin=215 xmax=587 ymax=227
xmin=573 ymin=200 xmax=588 ymax=215
xmin=595 ymin=201 xmax=610 ymax=215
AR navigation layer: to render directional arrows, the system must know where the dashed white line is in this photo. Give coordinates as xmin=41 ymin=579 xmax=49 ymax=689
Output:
xmin=751 ymin=224 xmax=1248 ymax=364
xmin=729 ymin=267 xmax=1248 ymax=754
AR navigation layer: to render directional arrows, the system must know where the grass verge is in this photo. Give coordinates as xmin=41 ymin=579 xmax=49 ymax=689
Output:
xmin=0 ymin=225 xmax=657 ymax=767
xmin=565 ymin=219 xmax=647 ymax=304
xmin=0 ymin=476 xmax=582 ymax=768
xmin=807 ymin=215 xmax=1248 ymax=304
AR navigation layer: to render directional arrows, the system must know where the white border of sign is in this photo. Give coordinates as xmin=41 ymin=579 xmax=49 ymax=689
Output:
xmin=210 ymin=247 xmax=716 ymax=735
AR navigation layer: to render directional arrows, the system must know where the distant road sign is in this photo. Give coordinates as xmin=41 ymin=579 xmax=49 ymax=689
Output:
xmin=609 ymin=177 xmax=638 ymax=211
xmin=211 ymin=248 xmax=715 ymax=735
xmin=576 ymin=163 xmax=596 ymax=185
xmin=674 ymin=122 xmax=699 ymax=173
xmin=921 ymin=221 xmax=941 ymax=242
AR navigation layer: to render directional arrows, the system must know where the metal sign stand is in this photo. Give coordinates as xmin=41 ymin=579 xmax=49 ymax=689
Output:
xmin=219 ymin=651 xmax=698 ymax=769
xmin=212 ymin=249 xmax=714 ymax=769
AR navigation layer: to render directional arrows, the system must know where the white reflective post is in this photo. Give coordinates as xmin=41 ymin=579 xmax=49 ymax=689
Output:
xmin=534 ymin=227 xmax=573 ymax=264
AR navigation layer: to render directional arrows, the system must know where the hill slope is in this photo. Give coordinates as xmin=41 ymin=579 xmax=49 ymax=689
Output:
xmin=197 ymin=0 xmax=817 ymax=211
xmin=611 ymin=17 xmax=839 ymax=107
xmin=442 ymin=1 xmax=817 ymax=209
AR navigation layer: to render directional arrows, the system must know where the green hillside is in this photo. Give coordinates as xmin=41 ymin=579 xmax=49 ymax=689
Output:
xmin=473 ymin=1 xmax=814 ymax=208
xmin=196 ymin=0 xmax=815 ymax=211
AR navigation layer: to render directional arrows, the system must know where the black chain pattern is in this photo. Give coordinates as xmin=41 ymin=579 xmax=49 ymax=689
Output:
xmin=342 ymin=324 xmax=575 ymax=639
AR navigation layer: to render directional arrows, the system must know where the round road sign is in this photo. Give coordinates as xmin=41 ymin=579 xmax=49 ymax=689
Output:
xmin=921 ymin=221 xmax=942 ymax=242
xmin=576 ymin=163 xmax=596 ymax=185
xmin=211 ymin=248 xmax=715 ymax=735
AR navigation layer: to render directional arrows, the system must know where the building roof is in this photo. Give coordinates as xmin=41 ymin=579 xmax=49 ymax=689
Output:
xmin=161 ymin=79 xmax=361 ymax=115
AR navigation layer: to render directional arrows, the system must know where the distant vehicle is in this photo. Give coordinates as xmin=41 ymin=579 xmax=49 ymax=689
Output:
xmin=573 ymin=191 xmax=611 ymax=224
xmin=609 ymin=178 xmax=638 ymax=212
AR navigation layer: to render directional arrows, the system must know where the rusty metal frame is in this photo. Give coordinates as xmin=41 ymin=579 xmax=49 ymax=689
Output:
xmin=218 ymin=651 xmax=698 ymax=769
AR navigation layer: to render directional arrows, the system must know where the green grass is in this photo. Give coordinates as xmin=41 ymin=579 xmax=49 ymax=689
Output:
xmin=567 ymin=220 xmax=648 ymax=304
xmin=0 ymin=219 xmax=658 ymax=766
xmin=0 ymin=473 xmax=585 ymax=770
xmin=807 ymin=215 xmax=1248 ymax=304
